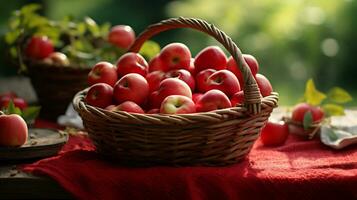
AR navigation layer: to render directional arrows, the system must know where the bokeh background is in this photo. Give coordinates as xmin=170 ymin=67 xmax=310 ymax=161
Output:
xmin=0 ymin=0 xmax=356 ymax=105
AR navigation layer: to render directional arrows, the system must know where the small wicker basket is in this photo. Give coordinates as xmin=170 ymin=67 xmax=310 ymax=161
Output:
xmin=73 ymin=17 xmax=279 ymax=166
xmin=28 ymin=62 xmax=90 ymax=120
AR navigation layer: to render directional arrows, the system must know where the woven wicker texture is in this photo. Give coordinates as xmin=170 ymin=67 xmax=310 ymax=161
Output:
xmin=28 ymin=62 xmax=90 ymax=120
xmin=73 ymin=17 xmax=279 ymax=166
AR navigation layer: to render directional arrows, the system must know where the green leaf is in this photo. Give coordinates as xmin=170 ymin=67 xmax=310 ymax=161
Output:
xmin=322 ymin=103 xmax=345 ymax=116
xmin=303 ymin=111 xmax=313 ymax=130
xmin=22 ymin=106 xmax=41 ymax=122
xmin=304 ymin=79 xmax=327 ymax=106
xmin=100 ymin=22 xmax=111 ymax=37
xmin=4 ymin=30 xmax=21 ymax=45
xmin=139 ymin=41 xmax=161 ymax=61
xmin=20 ymin=4 xmax=42 ymax=16
xmin=327 ymin=87 xmax=353 ymax=104
xmin=85 ymin=17 xmax=100 ymax=37
xmin=6 ymin=100 xmax=22 ymax=115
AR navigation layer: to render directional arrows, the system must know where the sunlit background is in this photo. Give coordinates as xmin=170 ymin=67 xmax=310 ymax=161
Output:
xmin=0 ymin=0 xmax=356 ymax=105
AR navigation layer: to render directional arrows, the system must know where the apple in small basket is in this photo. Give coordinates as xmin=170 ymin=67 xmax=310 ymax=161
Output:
xmin=159 ymin=43 xmax=191 ymax=71
xmin=85 ymin=83 xmax=114 ymax=109
xmin=108 ymin=25 xmax=135 ymax=50
xmin=194 ymin=46 xmax=227 ymax=72
xmin=160 ymin=95 xmax=196 ymax=114
xmin=113 ymin=73 xmax=149 ymax=106
xmin=116 ymin=52 xmax=148 ymax=78
xmin=88 ymin=62 xmax=118 ymax=87
xmin=196 ymin=89 xmax=231 ymax=112
xmin=25 ymin=36 xmax=54 ymax=60
xmin=0 ymin=112 xmax=28 ymax=147
xmin=42 ymin=52 xmax=70 ymax=66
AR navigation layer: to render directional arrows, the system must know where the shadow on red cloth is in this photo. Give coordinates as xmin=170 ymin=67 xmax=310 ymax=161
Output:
xmin=22 ymin=132 xmax=357 ymax=200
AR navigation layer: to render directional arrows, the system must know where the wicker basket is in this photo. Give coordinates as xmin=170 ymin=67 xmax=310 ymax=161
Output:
xmin=73 ymin=17 xmax=279 ymax=166
xmin=28 ymin=62 xmax=90 ymax=120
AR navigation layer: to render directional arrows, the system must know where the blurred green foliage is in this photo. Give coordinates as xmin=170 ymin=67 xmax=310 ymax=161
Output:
xmin=0 ymin=0 xmax=356 ymax=105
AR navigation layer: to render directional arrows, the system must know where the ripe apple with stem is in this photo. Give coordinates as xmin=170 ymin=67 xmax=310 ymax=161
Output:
xmin=160 ymin=95 xmax=196 ymax=114
xmin=113 ymin=73 xmax=149 ymax=106
xmin=159 ymin=43 xmax=191 ymax=71
xmin=206 ymin=70 xmax=241 ymax=97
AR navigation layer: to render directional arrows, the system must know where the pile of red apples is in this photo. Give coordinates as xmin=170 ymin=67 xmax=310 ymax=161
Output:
xmin=85 ymin=43 xmax=273 ymax=114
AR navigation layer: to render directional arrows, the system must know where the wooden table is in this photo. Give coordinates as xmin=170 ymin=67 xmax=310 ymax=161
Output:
xmin=0 ymin=163 xmax=72 ymax=199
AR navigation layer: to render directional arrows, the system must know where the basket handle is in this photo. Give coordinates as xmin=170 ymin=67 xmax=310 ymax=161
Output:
xmin=129 ymin=17 xmax=262 ymax=114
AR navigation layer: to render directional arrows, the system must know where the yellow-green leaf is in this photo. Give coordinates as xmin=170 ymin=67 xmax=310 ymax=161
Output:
xmin=327 ymin=87 xmax=353 ymax=104
xmin=322 ymin=103 xmax=345 ymax=116
xmin=139 ymin=41 xmax=161 ymax=61
xmin=304 ymin=79 xmax=326 ymax=106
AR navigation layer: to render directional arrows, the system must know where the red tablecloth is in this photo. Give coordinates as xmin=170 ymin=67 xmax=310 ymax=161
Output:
xmin=22 ymin=130 xmax=357 ymax=200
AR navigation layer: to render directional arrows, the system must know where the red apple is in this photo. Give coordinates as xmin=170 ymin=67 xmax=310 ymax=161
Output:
xmin=196 ymin=89 xmax=231 ymax=112
xmin=255 ymin=74 xmax=273 ymax=97
xmin=206 ymin=70 xmax=241 ymax=97
xmin=25 ymin=36 xmax=54 ymax=60
xmin=291 ymin=103 xmax=324 ymax=123
xmin=243 ymin=54 xmax=259 ymax=76
xmin=226 ymin=56 xmax=244 ymax=86
xmin=113 ymin=73 xmax=149 ymax=106
xmin=230 ymin=91 xmax=244 ymax=107
xmin=260 ymin=121 xmax=289 ymax=147
xmin=188 ymin=58 xmax=196 ymax=76
xmin=146 ymin=71 xmax=166 ymax=93
xmin=0 ymin=96 xmax=28 ymax=110
xmin=226 ymin=55 xmax=260 ymax=86
xmin=194 ymin=46 xmax=227 ymax=72
xmin=106 ymin=101 xmax=144 ymax=114
xmin=0 ymin=112 xmax=28 ymax=147
xmin=160 ymin=95 xmax=196 ymax=114
xmin=108 ymin=25 xmax=135 ymax=50
xmin=195 ymin=69 xmax=216 ymax=93
xmin=159 ymin=43 xmax=191 ymax=70
xmin=165 ymin=69 xmax=195 ymax=91
xmin=147 ymin=108 xmax=160 ymax=114
xmin=149 ymin=78 xmax=192 ymax=109
xmin=88 ymin=61 xmax=118 ymax=87
xmin=116 ymin=52 xmax=148 ymax=78
xmin=85 ymin=83 xmax=113 ymax=108
xmin=192 ymin=93 xmax=203 ymax=104
xmin=148 ymin=55 xmax=167 ymax=72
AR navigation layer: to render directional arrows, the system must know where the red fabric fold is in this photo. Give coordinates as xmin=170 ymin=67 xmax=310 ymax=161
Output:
xmin=22 ymin=134 xmax=357 ymax=200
